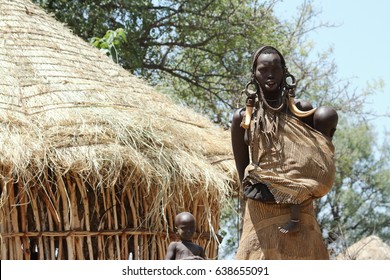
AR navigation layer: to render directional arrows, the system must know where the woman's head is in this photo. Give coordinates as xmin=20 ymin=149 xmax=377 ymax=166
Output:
xmin=252 ymin=46 xmax=286 ymax=96
xmin=251 ymin=46 xmax=286 ymax=74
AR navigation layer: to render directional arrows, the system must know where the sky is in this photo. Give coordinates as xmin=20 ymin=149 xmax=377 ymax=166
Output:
xmin=275 ymin=0 xmax=390 ymax=142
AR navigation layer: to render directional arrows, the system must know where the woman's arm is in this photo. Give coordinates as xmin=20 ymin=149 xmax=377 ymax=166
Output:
xmin=231 ymin=108 xmax=250 ymax=183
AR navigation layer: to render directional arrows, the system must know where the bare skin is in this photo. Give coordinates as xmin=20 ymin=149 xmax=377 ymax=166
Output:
xmin=231 ymin=48 xmax=338 ymax=234
xmin=278 ymin=204 xmax=300 ymax=234
xmin=165 ymin=212 xmax=205 ymax=260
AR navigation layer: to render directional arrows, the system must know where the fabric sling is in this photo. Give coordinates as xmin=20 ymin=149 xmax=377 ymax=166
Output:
xmin=235 ymin=107 xmax=335 ymax=260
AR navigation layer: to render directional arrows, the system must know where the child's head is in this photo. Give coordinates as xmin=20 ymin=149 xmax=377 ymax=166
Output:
xmin=174 ymin=212 xmax=196 ymax=241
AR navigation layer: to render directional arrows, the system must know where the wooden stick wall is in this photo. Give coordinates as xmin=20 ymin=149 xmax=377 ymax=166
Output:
xmin=0 ymin=169 xmax=221 ymax=260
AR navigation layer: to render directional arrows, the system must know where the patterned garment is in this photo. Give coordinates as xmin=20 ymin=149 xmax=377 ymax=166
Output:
xmin=235 ymin=199 xmax=329 ymax=260
xmin=236 ymin=110 xmax=335 ymax=260
xmin=243 ymin=110 xmax=335 ymax=204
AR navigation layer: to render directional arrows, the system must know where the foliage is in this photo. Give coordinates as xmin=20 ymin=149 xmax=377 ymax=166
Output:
xmin=217 ymin=198 xmax=242 ymax=259
xmin=90 ymin=28 xmax=127 ymax=63
xmin=31 ymin=0 xmax=379 ymax=121
xmin=317 ymin=120 xmax=390 ymax=256
xmin=33 ymin=0 xmax=327 ymax=125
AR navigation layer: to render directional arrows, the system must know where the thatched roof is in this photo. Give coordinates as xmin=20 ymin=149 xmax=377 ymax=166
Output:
xmin=0 ymin=0 xmax=236 ymax=189
xmin=337 ymin=236 xmax=390 ymax=260
xmin=0 ymin=0 xmax=237 ymax=259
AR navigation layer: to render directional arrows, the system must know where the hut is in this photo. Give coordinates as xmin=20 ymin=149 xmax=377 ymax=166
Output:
xmin=337 ymin=235 xmax=390 ymax=260
xmin=0 ymin=0 xmax=237 ymax=260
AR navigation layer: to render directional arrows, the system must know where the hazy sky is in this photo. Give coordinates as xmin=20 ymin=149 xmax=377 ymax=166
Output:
xmin=276 ymin=0 xmax=390 ymax=141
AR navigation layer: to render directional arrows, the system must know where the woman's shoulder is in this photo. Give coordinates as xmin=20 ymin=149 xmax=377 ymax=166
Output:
xmin=232 ymin=107 xmax=245 ymax=120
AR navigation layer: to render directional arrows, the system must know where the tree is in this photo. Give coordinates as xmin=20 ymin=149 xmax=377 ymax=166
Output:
xmin=217 ymin=198 xmax=241 ymax=259
xmin=317 ymin=120 xmax=390 ymax=256
xmin=32 ymin=0 xmax=309 ymax=125
xmin=31 ymin=0 xmax=376 ymax=121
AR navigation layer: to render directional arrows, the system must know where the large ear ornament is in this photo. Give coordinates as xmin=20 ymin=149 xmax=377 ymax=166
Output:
xmin=285 ymin=72 xmax=316 ymax=118
xmin=288 ymin=96 xmax=316 ymax=118
xmin=241 ymin=81 xmax=257 ymax=129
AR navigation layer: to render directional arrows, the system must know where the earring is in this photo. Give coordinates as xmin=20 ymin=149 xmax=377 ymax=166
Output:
xmin=241 ymin=79 xmax=257 ymax=129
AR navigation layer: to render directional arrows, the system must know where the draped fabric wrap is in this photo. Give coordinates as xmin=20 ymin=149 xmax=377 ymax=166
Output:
xmin=236 ymin=109 xmax=335 ymax=260
xmin=235 ymin=199 xmax=330 ymax=260
xmin=243 ymin=110 xmax=335 ymax=204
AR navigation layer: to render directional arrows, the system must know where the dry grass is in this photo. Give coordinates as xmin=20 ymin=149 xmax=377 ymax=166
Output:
xmin=0 ymin=0 xmax=237 ymax=259
xmin=337 ymin=235 xmax=390 ymax=260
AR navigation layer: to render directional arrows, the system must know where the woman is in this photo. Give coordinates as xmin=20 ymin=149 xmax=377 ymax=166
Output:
xmin=231 ymin=46 xmax=338 ymax=259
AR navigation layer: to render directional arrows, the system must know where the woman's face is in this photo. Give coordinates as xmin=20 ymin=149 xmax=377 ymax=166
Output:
xmin=255 ymin=52 xmax=284 ymax=95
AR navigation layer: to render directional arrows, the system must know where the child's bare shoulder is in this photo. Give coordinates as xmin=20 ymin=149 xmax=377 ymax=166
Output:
xmin=168 ymin=241 xmax=180 ymax=247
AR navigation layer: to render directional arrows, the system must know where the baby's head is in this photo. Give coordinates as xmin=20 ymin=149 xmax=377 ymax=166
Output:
xmin=174 ymin=212 xmax=196 ymax=241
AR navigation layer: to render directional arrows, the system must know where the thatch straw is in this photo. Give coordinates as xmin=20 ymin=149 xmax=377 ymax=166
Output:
xmin=337 ymin=235 xmax=390 ymax=260
xmin=0 ymin=0 xmax=237 ymax=259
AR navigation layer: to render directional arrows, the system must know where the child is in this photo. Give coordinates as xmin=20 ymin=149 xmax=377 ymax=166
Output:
xmin=165 ymin=212 xmax=205 ymax=260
